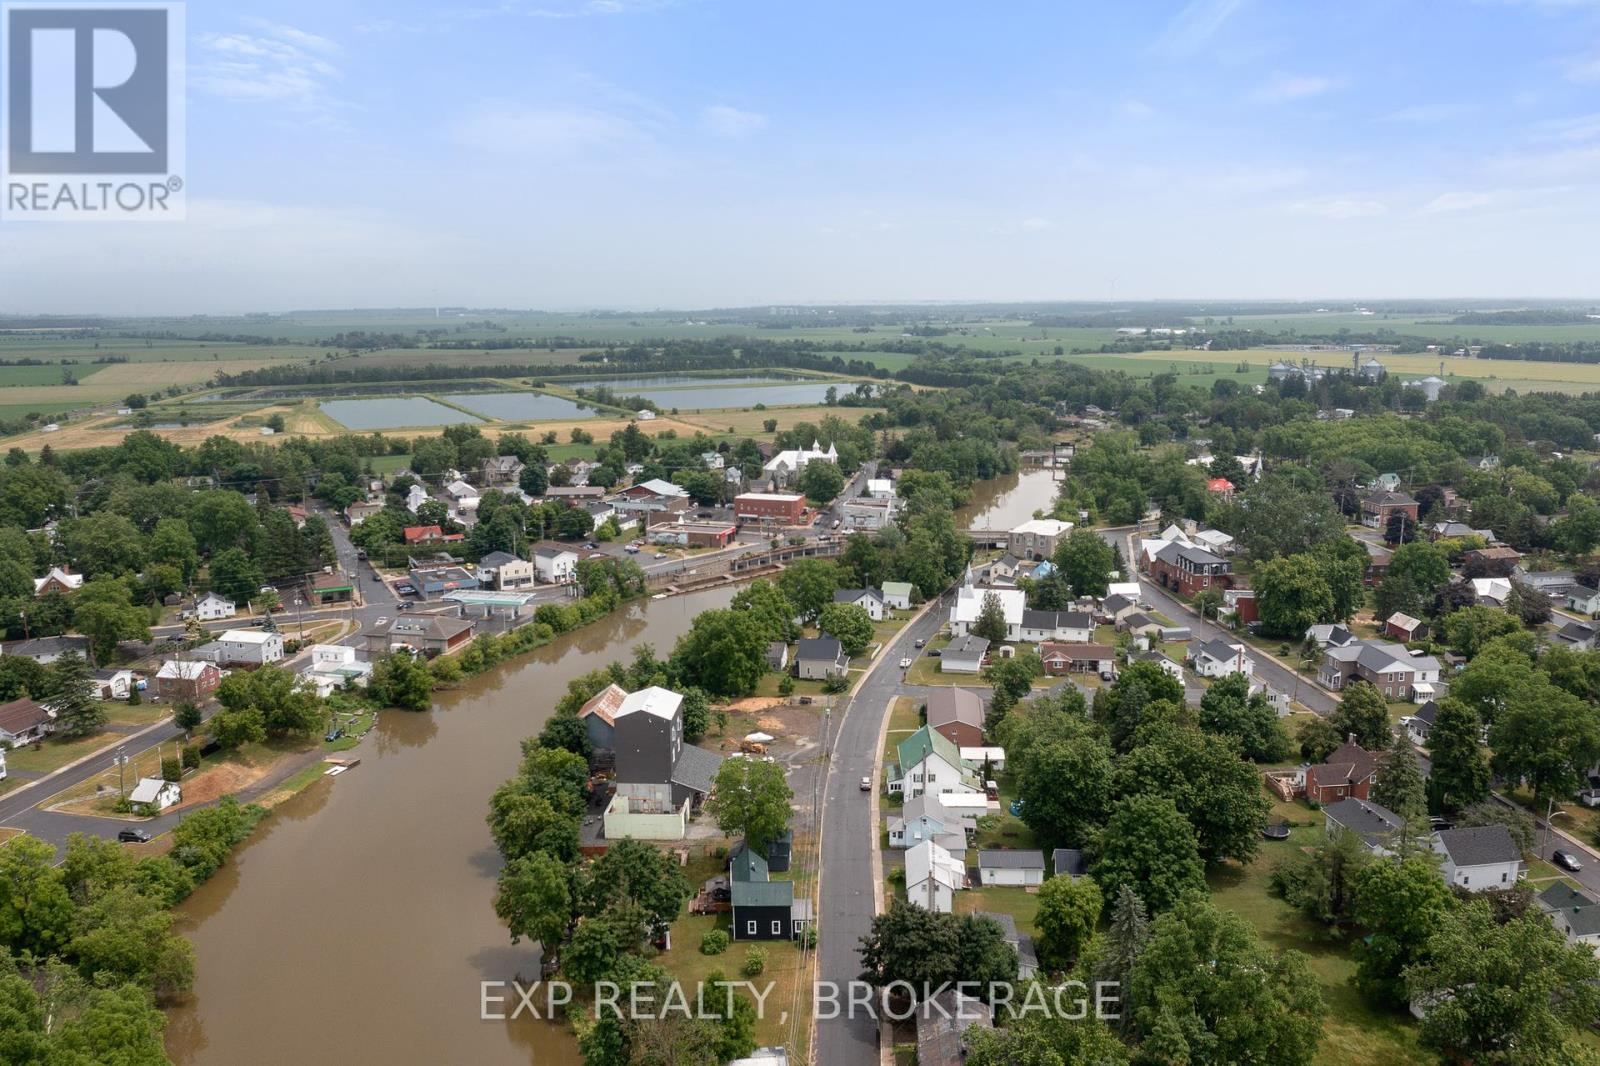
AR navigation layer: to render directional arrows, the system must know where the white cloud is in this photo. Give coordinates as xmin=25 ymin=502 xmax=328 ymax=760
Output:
xmin=1382 ymin=103 xmax=1468 ymax=123
xmin=1157 ymin=0 xmax=1244 ymax=54
xmin=1535 ymin=112 xmax=1600 ymax=140
xmin=1251 ymin=74 xmax=1339 ymax=102
xmin=194 ymin=22 xmax=341 ymax=116
xmin=701 ymin=105 xmax=768 ymax=137
xmin=1421 ymin=191 xmax=1493 ymax=214
xmin=1565 ymin=50 xmax=1600 ymax=82
xmin=1285 ymin=197 xmax=1386 ymax=219
xmin=452 ymin=104 xmax=644 ymax=156
xmin=1119 ymin=99 xmax=1156 ymax=120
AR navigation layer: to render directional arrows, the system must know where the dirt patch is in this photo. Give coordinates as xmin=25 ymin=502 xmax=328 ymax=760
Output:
xmin=172 ymin=761 xmax=267 ymax=810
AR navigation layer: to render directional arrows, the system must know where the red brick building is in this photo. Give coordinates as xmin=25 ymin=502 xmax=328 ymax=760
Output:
xmin=734 ymin=492 xmax=807 ymax=524
xmin=154 ymin=660 xmax=222 ymax=702
xmin=1149 ymin=543 xmax=1232 ymax=598
xmin=1304 ymin=739 xmax=1380 ymax=805
xmin=1360 ymin=490 xmax=1419 ymax=531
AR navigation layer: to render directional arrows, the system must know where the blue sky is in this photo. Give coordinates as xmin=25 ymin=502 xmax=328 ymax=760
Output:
xmin=6 ymin=0 xmax=1600 ymax=312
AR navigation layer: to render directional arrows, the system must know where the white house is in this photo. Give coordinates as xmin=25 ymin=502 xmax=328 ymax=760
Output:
xmin=1433 ymin=826 xmax=1522 ymax=892
xmin=405 ymin=483 xmax=431 ymax=514
xmin=889 ymin=726 xmax=981 ymax=799
xmin=301 ymin=644 xmax=373 ymax=697
xmin=129 ymin=777 xmax=181 ymax=812
xmin=534 ymin=547 xmax=578 ymax=584
xmin=948 ymin=573 xmax=1027 ymax=642
xmin=32 ymin=567 xmax=84 ymax=595
xmin=194 ymin=591 xmax=236 ymax=622
xmin=444 ymin=479 xmax=481 ymax=513
xmin=1016 ymin=610 xmax=1093 ymax=643
xmin=888 ymin=793 xmax=976 ymax=849
xmin=865 ymin=478 xmax=894 ymax=499
xmin=977 ymin=849 xmax=1045 ymax=887
xmin=200 ymin=629 xmax=284 ymax=666
xmin=832 ymin=588 xmax=886 ymax=622
xmin=904 ymin=839 xmax=966 ymax=913
xmin=636 ymin=409 xmax=656 ymax=421
xmin=1537 ymin=884 xmax=1600 ymax=952
xmin=763 ymin=440 xmax=837 ymax=484
xmin=1191 ymin=638 xmax=1253 ymax=679
xmin=881 ymin=581 xmax=914 ymax=611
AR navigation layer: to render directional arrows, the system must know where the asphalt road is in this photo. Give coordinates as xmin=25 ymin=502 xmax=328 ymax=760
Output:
xmin=1096 ymin=525 xmax=1337 ymax=716
xmin=814 ymin=593 xmax=948 ymax=1066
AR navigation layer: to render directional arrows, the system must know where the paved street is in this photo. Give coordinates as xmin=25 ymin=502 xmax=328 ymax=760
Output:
xmin=815 ymin=593 xmax=947 ymax=1066
xmin=1096 ymin=525 xmax=1338 ymax=716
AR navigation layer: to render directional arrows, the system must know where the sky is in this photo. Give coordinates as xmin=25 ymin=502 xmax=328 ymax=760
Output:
xmin=5 ymin=0 xmax=1600 ymax=313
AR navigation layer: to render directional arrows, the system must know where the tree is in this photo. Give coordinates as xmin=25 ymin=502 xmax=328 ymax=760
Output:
xmin=1270 ymin=826 xmax=1372 ymax=927
xmin=1115 ymin=723 xmax=1270 ymax=865
xmin=1127 ymin=897 xmax=1325 ymax=1066
xmin=0 ymin=836 xmax=74 ymax=955
xmin=982 ymin=653 xmax=1041 ymax=732
xmin=1033 ymin=874 xmax=1102 ymax=970
xmin=1370 ymin=735 xmax=1427 ymax=815
xmin=796 ymin=461 xmax=844 ymax=505
xmin=971 ymin=591 xmax=1009 ymax=644
xmin=1198 ymin=672 xmax=1291 ymax=762
xmin=1386 ymin=540 xmax=1451 ymax=595
xmin=1093 ymin=659 xmax=1186 ymax=754
xmin=1406 ymin=900 xmax=1600 ymax=1066
xmin=1454 ymin=800 xmax=1537 ymax=854
xmin=208 ymin=547 xmax=263 ymax=605
xmin=706 ymin=758 xmax=793 ymax=853
xmin=776 ymin=559 xmax=838 ymax=622
xmin=728 ymin=579 xmax=798 ymax=643
xmin=487 ymin=787 xmax=579 ymax=865
xmin=370 ymin=648 xmax=434 ymax=711
xmin=67 ymin=885 xmax=195 ymax=998
xmin=215 ymin=665 xmax=326 ymax=739
xmin=680 ymin=687 xmax=710 ymax=743
xmin=1441 ymin=605 xmax=1522 ymax=659
xmin=71 ymin=579 xmax=150 ymax=664
xmin=670 ymin=609 xmax=768 ymax=696
xmin=1092 ymin=795 xmax=1205 ymax=914
xmin=43 ymin=652 xmax=104 ymax=738
xmin=208 ymin=706 xmax=265 ymax=751
xmin=173 ymin=700 xmax=202 ymax=734
xmin=579 ymin=838 xmax=691 ymax=931
xmin=1094 ymin=884 xmax=1150 ymax=1033
xmin=1427 ymin=698 xmax=1490 ymax=812
xmin=1255 ymin=554 xmax=1335 ymax=639
xmin=1488 ymin=673 xmax=1600 ymax=804
xmin=965 ymin=1013 xmax=1130 ymax=1066
xmin=817 ymin=602 xmax=874 ymax=657
xmin=1053 ymin=530 xmax=1113 ymax=596
xmin=1330 ymin=680 xmax=1391 ymax=750
xmin=857 ymin=901 xmax=1017 ymax=994
xmin=1015 ymin=722 xmax=1114 ymax=850
xmin=1231 ymin=474 xmax=1345 ymax=563
xmin=1351 ymin=856 xmax=1456 ymax=1007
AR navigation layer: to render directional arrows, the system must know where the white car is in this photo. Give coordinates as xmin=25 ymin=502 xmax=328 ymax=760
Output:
xmin=375 ymin=617 xmax=388 ymax=627
xmin=859 ymin=777 xmax=871 ymax=792
xmin=899 ymin=657 xmax=912 ymax=669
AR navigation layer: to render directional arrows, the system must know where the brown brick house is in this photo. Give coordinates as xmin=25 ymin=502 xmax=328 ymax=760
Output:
xmin=1305 ymin=739 xmax=1381 ymax=805
xmin=1149 ymin=543 xmax=1231 ymax=598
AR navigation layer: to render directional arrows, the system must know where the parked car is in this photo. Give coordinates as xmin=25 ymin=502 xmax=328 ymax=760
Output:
xmin=654 ymin=552 xmax=668 ymax=559
xmin=371 ymin=573 xmax=383 ymax=582
xmin=584 ymin=542 xmax=598 ymax=550
xmin=396 ymin=584 xmax=416 ymax=595
xmin=1554 ymin=850 xmax=1584 ymax=873
xmin=376 ymin=617 xmax=388 ymax=627
xmin=117 ymin=829 xmax=151 ymax=844
xmin=859 ymin=776 xmax=871 ymax=792
xmin=913 ymin=638 xmax=926 ymax=648
xmin=928 ymin=648 xmax=941 ymax=657
xmin=899 ymin=657 xmax=912 ymax=669
xmin=625 ymin=545 xmax=640 ymax=554
xmin=325 ymin=727 xmax=344 ymax=742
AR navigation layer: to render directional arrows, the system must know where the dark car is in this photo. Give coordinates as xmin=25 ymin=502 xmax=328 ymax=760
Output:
xmin=1554 ymin=850 xmax=1584 ymax=873
xmin=928 ymin=648 xmax=942 ymax=657
xmin=325 ymin=727 xmax=344 ymax=743
xmin=117 ymin=828 xmax=151 ymax=844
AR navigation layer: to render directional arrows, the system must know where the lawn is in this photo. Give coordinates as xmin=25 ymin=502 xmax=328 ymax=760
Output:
xmin=972 ymin=777 xmax=1035 ymax=851
xmin=1208 ymin=824 xmax=1425 ymax=1065
xmin=954 ymin=886 xmax=1040 ymax=931
xmin=882 ymin=696 xmax=923 ymax=766
xmin=3 ymin=726 xmax=131 ymax=778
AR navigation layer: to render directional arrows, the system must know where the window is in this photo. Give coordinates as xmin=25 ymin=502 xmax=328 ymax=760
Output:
xmin=772 ymin=921 xmax=782 ymax=935
xmin=746 ymin=921 xmax=756 ymax=935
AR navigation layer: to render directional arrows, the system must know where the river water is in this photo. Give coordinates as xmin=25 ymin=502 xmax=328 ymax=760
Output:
xmin=954 ymin=467 xmax=1062 ymax=530
xmin=165 ymin=587 xmax=734 ymax=1066
xmin=162 ymin=469 xmax=1063 ymax=1066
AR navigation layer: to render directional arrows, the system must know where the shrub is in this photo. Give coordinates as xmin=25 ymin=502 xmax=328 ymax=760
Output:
xmin=778 ymin=675 xmax=795 ymax=697
xmin=822 ymin=675 xmax=851 ymax=694
xmin=799 ymin=925 xmax=817 ymax=949
xmin=741 ymin=947 xmax=766 ymax=977
xmin=161 ymin=756 xmax=182 ymax=782
xmin=700 ymin=930 xmax=729 ymax=955
xmin=181 ymin=745 xmax=201 ymax=769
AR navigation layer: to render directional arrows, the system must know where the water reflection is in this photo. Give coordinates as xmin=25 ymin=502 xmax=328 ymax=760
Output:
xmin=955 ymin=468 xmax=1062 ymax=530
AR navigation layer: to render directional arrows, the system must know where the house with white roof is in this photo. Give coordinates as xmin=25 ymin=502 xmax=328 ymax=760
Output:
xmin=763 ymin=440 xmax=838 ymax=485
xmin=32 ymin=567 xmax=84 ymax=596
xmin=1008 ymin=518 xmax=1073 ymax=561
xmin=444 ymin=479 xmax=481 ymax=513
xmin=888 ymin=792 xmax=976 ymax=850
xmin=129 ymin=777 xmax=181 ymax=812
xmin=301 ymin=644 xmax=373 ymax=697
xmin=948 ymin=570 xmax=1027 ymax=642
xmin=194 ymin=629 xmax=284 ymax=666
xmin=405 ymin=484 xmax=431 ymax=514
xmin=194 ymin=591 xmax=236 ymax=622
xmin=865 ymin=478 xmax=894 ymax=499
xmin=904 ymin=839 xmax=966 ymax=913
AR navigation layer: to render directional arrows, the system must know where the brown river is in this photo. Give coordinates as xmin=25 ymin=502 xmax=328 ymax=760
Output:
xmin=162 ymin=470 xmax=1063 ymax=1066
xmin=165 ymin=587 xmax=734 ymax=1066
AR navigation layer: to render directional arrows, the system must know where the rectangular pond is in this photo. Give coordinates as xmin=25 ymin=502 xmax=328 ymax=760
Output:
xmin=628 ymin=382 xmax=847 ymax=409
xmin=320 ymin=397 xmax=482 ymax=430
xmin=443 ymin=392 xmax=592 ymax=421
xmin=565 ymin=375 xmax=783 ymax=390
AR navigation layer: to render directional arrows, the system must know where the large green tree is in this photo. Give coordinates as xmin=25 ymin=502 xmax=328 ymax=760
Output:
xmin=1091 ymin=795 xmax=1205 ymax=914
xmin=1053 ymin=529 xmax=1114 ymax=597
xmin=1488 ymin=673 xmax=1600 ymax=803
xmin=670 ymin=609 xmax=768 ymax=696
xmin=42 ymin=651 xmax=103 ymax=738
xmin=817 ymin=602 xmax=874 ymax=657
xmin=1426 ymin=698 xmax=1490 ymax=812
xmin=1329 ymin=680 xmax=1391 ymax=750
xmin=1115 ymin=723 xmax=1270 ymax=865
xmin=1032 ymin=873 xmax=1102 ymax=970
xmin=706 ymin=758 xmax=793 ymax=853
xmin=775 ymin=559 xmax=839 ymax=622
xmin=1198 ymin=672 xmax=1291 ymax=763
xmin=1255 ymin=554 xmax=1335 ymax=640
xmin=1351 ymin=857 xmax=1456 ymax=1007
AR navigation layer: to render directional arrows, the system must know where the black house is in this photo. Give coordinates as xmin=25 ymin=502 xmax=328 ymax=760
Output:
xmin=729 ymin=841 xmax=809 ymax=941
